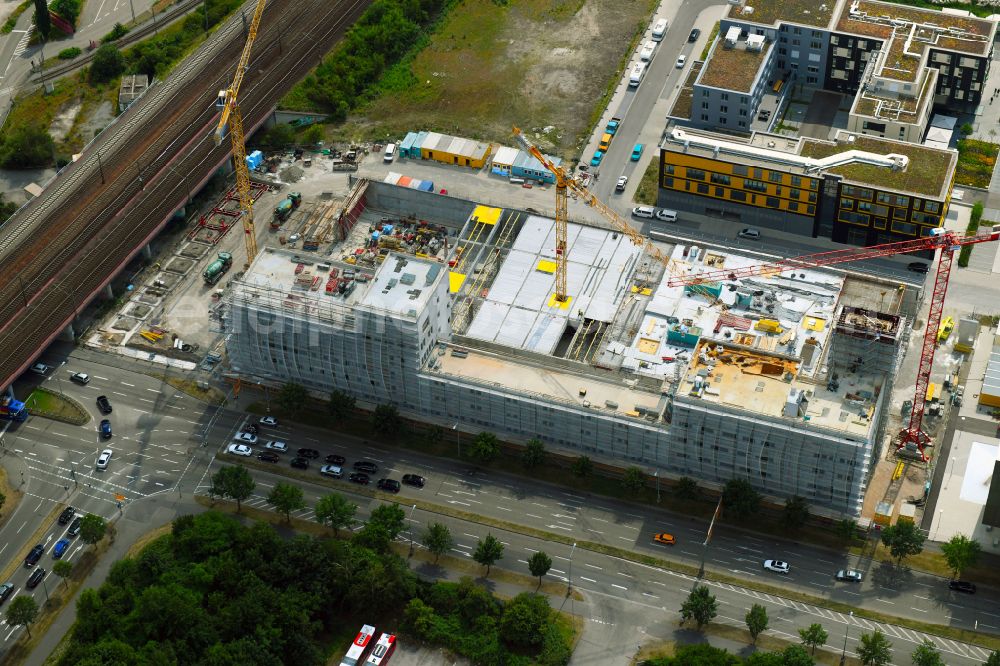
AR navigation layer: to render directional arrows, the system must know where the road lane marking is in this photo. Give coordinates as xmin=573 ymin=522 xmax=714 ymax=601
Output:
xmin=94 ymin=376 xmax=109 ymax=381
xmin=611 ymin=584 xmax=627 ymax=590
xmin=580 ymin=576 xmax=597 ymax=583
xmin=146 ymin=388 xmax=158 ymax=393
xmin=584 ymin=563 xmax=602 ymax=570
xmin=121 ymin=382 xmax=134 ymax=387
xmin=497 ymin=506 xmax=512 ymax=511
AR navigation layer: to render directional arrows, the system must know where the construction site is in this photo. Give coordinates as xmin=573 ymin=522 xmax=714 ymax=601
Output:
xmin=225 ymin=175 xmax=931 ymax=517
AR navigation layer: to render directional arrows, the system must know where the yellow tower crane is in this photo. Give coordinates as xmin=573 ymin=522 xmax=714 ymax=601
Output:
xmin=214 ymin=0 xmax=270 ymax=266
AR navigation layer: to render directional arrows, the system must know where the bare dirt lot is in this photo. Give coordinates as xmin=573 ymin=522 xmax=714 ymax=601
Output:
xmin=340 ymin=0 xmax=656 ymax=159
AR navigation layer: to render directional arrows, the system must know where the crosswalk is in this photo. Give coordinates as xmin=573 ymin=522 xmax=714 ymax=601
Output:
xmin=11 ymin=31 xmax=28 ymax=60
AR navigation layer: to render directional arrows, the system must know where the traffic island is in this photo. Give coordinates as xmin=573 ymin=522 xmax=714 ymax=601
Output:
xmin=23 ymin=388 xmax=89 ymax=426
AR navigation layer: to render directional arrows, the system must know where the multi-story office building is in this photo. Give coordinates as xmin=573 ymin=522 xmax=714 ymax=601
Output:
xmin=227 ymin=181 xmax=917 ymax=516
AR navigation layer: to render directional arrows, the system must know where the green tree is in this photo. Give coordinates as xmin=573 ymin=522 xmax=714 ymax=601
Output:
xmin=522 ymin=438 xmax=545 ymax=469
xmin=941 ymin=534 xmax=981 ymax=579
xmin=302 ymin=124 xmax=323 ymax=145
xmin=101 ymin=21 xmax=128 ymax=43
xmin=798 ymin=623 xmax=828 ymax=655
xmin=960 ymin=122 xmax=974 ymax=137
xmin=50 ymin=0 xmax=80 ymax=25
xmin=52 ymin=560 xmax=73 ymax=586
xmin=984 ymin=651 xmax=1000 ymax=666
xmin=422 ymin=522 xmax=453 ymax=563
xmin=671 ymin=644 xmax=739 ymax=665
xmin=880 ymin=521 xmax=925 ymax=567
xmin=469 ymin=432 xmax=500 ymax=464
xmin=835 ymin=518 xmax=858 ymax=542
xmin=527 ymin=551 xmax=552 ymax=588
xmin=89 ymin=43 xmax=124 ymax=84
xmin=209 ymin=465 xmax=256 ymax=512
xmin=857 ymin=629 xmax=893 ymax=666
xmin=911 ymin=640 xmax=944 ymax=666
xmin=368 ymin=503 xmax=406 ymax=539
xmin=314 ymin=493 xmax=356 ymax=536
xmin=781 ymin=645 xmax=814 ymax=666
xmin=79 ymin=513 xmax=107 ymax=546
xmin=372 ymin=403 xmax=401 ymax=437
xmin=723 ymin=478 xmax=761 ymax=521
xmin=275 ymin=382 xmax=308 ymax=417
xmin=680 ymin=585 xmax=718 ymax=630
xmin=5 ymin=596 xmax=37 ymax=637
xmin=34 ymin=0 xmax=50 ymax=40
xmin=499 ymin=592 xmax=549 ymax=648
xmin=571 ymin=455 xmax=593 ymax=478
xmin=259 ymin=123 xmax=296 ymax=149
xmin=421 ymin=424 xmax=443 ymax=447
xmin=674 ymin=476 xmax=699 ymax=500
xmin=0 ymin=491 xmax=5 ymax=513
xmin=402 ymin=597 xmax=437 ymax=638
xmin=622 ymin=466 xmax=646 ymax=495
xmin=473 ymin=533 xmax=504 ymax=577
xmin=782 ymin=495 xmax=810 ymax=531
xmin=267 ymin=482 xmax=305 ymax=523
xmin=0 ymin=124 xmax=55 ymax=168
xmin=745 ymin=603 xmax=768 ymax=646
xmin=327 ymin=389 xmax=355 ymax=420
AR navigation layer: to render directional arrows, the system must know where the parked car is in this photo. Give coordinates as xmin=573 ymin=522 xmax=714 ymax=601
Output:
xmin=639 ymin=40 xmax=656 ymax=62
xmin=259 ymin=416 xmax=279 ymax=426
xmin=296 ymin=448 xmax=320 ymax=459
xmin=353 ymin=461 xmax=378 ymax=474
xmin=377 ymin=478 xmax=401 ymax=493
xmin=58 ymin=506 xmax=75 ymax=525
xmin=907 ymin=262 xmax=929 ymax=274
xmin=257 ymin=451 xmax=280 ymax=463
xmin=949 ymin=580 xmax=976 ymax=594
xmin=53 ymin=539 xmax=70 ymax=559
xmin=325 ymin=454 xmax=347 ymax=465
xmin=0 ymin=583 xmax=13 ymax=605
xmin=68 ymin=516 xmax=83 ymax=537
xmin=349 ymin=472 xmax=370 ymax=485
xmin=615 ymin=176 xmax=628 ymax=192
xmin=763 ymin=559 xmax=790 ymax=574
xmin=96 ymin=395 xmax=112 ymax=414
xmin=402 ymin=474 xmax=426 ymax=488
xmin=234 ymin=432 xmax=257 ymax=444
xmin=96 ymin=449 xmax=113 ymax=470
xmin=26 ymin=568 xmax=46 ymax=589
xmin=630 ymin=144 xmax=644 ymax=161
xmin=290 ymin=457 xmax=310 ymax=470
xmin=30 ymin=363 xmax=51 ymax=376
xmin=653 ymin=533 xmax=676 ymax=545
xmin=227 ymin=444 xmax=253 ymax=457
xmin=738 ymin=227 xmax=761 ymax=240
xmin=99 ymin=419 xmax=112 ymax=439
xmin=688 ymin=28 xmax=701 ymax=42
xmin=836 ymin=569 xmax=863 ymax=582
xmin=590 ymin=150 xmax=604 ymax=167
xmin=265 ymin=440 xmax=288 ymax=453
xmin=24 ymin=545 xmax=44 ymax=567
xmin=70 ymin=372 xmax=90 ymax=385
xmin=320 ymin=464 xmax=343 ymax=478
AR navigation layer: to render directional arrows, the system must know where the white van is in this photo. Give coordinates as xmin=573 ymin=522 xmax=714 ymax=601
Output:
xmin=383 ymin=143 xmax=396 ymax=163
xmin=628 ymin=62 xmax=647 ymax=88
xmin=655 ymin=208 xmax=678 ymax=222
xmin=652 ymin=18 xmax=668 ymax=41
xmin=632 ymin=206 xmax=655 ymax=219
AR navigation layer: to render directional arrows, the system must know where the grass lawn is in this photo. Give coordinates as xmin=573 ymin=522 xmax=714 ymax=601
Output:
xmin=24 ymin=387 xmax=89 ymax=425
xmin=955 ymin=139 xmax=998 ymax=189
xmin=634 ymin=154 xmax=660 ymax=205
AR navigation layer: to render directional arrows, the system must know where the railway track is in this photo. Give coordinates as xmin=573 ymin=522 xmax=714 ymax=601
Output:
xmin=0 ymin=0 xmax=372 ymax=387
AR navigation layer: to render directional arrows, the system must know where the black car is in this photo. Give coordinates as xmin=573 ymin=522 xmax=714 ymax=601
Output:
xmin=26 ymin=568 xmax=46 ymax=590
xmin=96 ymin=395 xmax=112 ymax=414
xmin=688 ymin=28 xmax=701 ymax=42
xmin=24 ymin=544 xmax=44 ymax=567
xmin=67 ymin=516 xmax=83 ymax=537
xmin=0 ymin=583 xmax=13 ymax=605
xmin=257 ymin=451 xmax=280 ymax=463
xmin=290 ymin=457 xmax=310 ymax=470
xmin=402 ymin=474 xmax=425 ymax=488
xmin=325 ymin=454 xmax=347 ymax=465
xmin=377 ymin=478 xmax=401 ymax=493
xmin=297 ymin=448 xmax=320 ymax=459
xmin=349 ymin=472 xmax=370 ymax=485
xmin=58 ymin=506 xmax=76 ymax=525
xmin=949 ymin=580 xmax=976 ymax=594
xmin=907 ymin=262 xmax=929 ymax=274
xmin=353 ymin=461 xmax=378 ymax=474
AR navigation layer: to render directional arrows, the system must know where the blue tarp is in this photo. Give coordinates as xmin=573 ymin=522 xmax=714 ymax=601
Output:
xmin=246 ymin=150 xmax=263 ymax=170
xmin=418 ymin=181 xmax=434 ymax=192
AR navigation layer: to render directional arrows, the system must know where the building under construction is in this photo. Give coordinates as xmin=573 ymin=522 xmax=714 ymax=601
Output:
xmin=227 ymin=180 xmax=915 ymax=516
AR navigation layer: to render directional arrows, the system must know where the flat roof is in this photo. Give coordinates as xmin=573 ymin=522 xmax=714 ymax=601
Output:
xmin=727 ymin=0 xmax=835 ymax=29
xmin=835 ymin=0 xmax=994 ymax=57
xmin=360 ymin=254 xmax=443 ymax=316
xmin=852 ymin=68 xmax=935 ymax=124
xmin=799 ymin=134 xmax=955 ymax=198
xmin=699 ymin=40 xmax=771 ymax=93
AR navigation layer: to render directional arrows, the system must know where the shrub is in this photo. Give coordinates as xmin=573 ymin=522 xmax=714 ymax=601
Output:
xmin=101 ymin=22 xmax=128 ymax=43
xmin=89 ymin=44 xmax=124 ymax=84
xmin=57 ymin=47 xmax=81 ymax=59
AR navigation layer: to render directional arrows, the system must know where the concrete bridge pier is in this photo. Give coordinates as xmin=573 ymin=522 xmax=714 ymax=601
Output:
xmin=141 ymin=244 xmax=153 ymax=260
xmin=104 ymin=284 xmax=114 ymax=299
xmin=59 ymin=322 xmax=75 ymax=342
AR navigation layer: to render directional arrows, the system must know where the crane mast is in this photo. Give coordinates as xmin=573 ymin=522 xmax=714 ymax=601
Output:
xmin=214 ymin=0 xmax=269 ymax=266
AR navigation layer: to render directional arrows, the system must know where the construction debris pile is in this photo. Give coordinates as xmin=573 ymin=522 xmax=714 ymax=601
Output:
xmin=341 ymin=215 xmax=450 ymax=267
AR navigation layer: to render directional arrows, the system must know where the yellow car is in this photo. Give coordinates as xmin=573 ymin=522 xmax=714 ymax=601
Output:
xmin=653 ymin=533 xmax=676 ymax=545
xmin=937 ymin=316 xmax=955 ymax=343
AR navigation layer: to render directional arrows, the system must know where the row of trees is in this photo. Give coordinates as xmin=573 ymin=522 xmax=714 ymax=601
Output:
xmin=676 ymin=585 xmax=1000 ymax=666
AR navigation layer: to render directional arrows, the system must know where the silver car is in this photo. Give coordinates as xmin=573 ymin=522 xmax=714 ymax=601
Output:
xmin=836 ymin=569 xmax=863 ymax=582
xmin=763 ymin=559 xmax=790 ymax=574
xmin=96 ymin=449 xmax=113 ymax=470
xmin=234 ymin=432 xmax=257 ymax=444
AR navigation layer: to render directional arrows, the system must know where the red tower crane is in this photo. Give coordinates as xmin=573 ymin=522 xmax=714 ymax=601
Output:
xmin=668 ymin=228 xmax=1000 ymax=461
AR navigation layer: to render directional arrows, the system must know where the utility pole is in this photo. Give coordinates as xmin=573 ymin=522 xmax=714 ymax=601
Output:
xmin=839 ymin=611 xmax=853 ymax=665
xmin=567 ymin=542 xmax=577 ymax=595
xmin=408 ymin=504 xmax=416 ymax=557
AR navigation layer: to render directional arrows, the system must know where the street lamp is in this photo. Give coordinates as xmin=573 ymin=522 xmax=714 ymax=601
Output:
xmin=452 ymin=423 xmax=460 ymax=458
xmin=839 ymin=611 xmax=853 ymax=665
xmin=655 ymin=469 xmax=660 ymax=503
xmin=408 ymin=504 xmax=417 ymax=557
xmin=567 ymin=542 xmax=577 ymax=595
